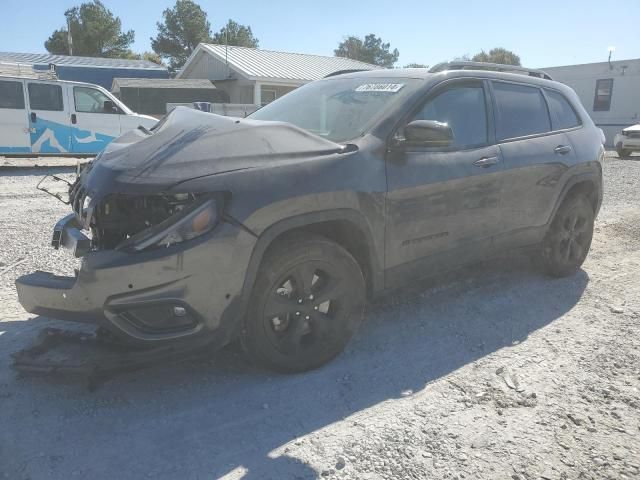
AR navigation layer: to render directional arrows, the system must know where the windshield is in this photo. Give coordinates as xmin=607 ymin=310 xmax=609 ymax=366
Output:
xmin=249 ymin=77 xmax=421 ymax=142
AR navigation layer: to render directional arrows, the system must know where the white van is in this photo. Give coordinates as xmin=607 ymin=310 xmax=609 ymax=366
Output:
xmin=0 ymin=75 xmax=157 ymax=155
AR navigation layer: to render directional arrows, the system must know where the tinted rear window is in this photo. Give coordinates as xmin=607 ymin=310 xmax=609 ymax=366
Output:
xmin=493 ymin=82 xmax=551 ymax=140
xmin=0 ymin=80 xmax=25 ymax=109
xmin=28 ymin=83 xmax=64 ymax=111
xmin=545 ymin=89 xmax=580 ymax=130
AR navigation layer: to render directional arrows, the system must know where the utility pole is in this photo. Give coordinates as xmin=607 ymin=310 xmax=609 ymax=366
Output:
xmin=66 ymin=16 xmax=73 ymax=55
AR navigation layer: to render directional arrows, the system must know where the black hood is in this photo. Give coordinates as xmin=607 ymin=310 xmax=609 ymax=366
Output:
xmin=81 ymin=107 xmax=346 ymax=195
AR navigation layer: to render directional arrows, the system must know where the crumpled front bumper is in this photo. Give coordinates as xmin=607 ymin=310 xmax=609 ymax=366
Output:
xmin=16 ymin=217 xmax=252 ymax=344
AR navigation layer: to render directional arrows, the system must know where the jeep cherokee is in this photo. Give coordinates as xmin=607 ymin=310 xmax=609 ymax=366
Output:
xmin=16 ymin=63 xmax=604 ymax=372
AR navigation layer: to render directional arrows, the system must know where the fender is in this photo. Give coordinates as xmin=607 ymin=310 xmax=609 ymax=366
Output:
xmin=238 ymin=209 xmax=384 ymax=310
xmin=546 ymin=168 xmax=603 ymax=227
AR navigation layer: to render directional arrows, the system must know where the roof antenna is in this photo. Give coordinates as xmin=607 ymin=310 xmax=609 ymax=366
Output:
xmin=608 ymin=46 xmax=615 ymax=70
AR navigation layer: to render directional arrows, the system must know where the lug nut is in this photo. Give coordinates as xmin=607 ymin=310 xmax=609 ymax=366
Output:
xmin=308 ymin=294 xmax=314 ymax=301
xmin=305 ymin=315 xmax=310 ymax=320
xmin=298 ymin=299 xmax=303 ymax=304
xmin=314 ymin=306 xmax=319 ymax=310
xmin=295 ymin=311 xmax=300 ymax=316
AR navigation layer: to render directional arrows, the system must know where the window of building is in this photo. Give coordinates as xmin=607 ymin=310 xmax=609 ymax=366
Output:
xmin=411 ymin=84 xmax=488 ymax=148
xmin=27 ymin=83 xmax=63 ymax=111
xmin=545 ymin=89 xmax=581 ymax=130
xmin=261 ymin=89 xmax=277 ymax=106
xmin=593 ymin=79 xmax=613 ymax=112
xmin=0 ymin=80 xmax=25 ymax=109
xmin=74 ymin=86 xmax=116 ymax=114
xmin=492 ymin=82 xmax=551 ymax=140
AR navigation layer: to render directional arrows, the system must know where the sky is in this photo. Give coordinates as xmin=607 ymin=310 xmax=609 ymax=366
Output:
xmin=0 ymin=0 xmax=639 ymax=69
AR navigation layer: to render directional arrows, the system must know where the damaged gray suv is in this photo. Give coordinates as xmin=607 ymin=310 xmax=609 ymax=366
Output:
xmin=16 ymin=62 xmax=604 ymax=372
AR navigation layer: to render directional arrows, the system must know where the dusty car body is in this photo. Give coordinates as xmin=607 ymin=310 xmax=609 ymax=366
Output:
xmin=16 ymin=65 xmax=604 ymax=372
xmin=614 ymin=123 xmax=640 ymax=158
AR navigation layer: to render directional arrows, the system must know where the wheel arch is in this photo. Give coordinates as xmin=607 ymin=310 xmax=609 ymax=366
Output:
xmin=549 ymin=171 xmax=602 ymax=224
xmin=240 ymin=210 xmax=383 ymax=308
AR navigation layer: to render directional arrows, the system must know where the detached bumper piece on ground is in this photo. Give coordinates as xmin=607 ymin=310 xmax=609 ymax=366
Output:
xmin=11 ymin=327 xmax=217 ymax=390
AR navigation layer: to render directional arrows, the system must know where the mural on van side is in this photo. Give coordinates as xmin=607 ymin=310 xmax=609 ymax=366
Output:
xmin=24 ymin=117 xmax=116 ymax=154
xmin=0 ymin=146 xmax=31 ymax=153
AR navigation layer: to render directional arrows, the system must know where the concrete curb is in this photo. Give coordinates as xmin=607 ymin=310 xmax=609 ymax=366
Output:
xmin=1 ymin=156 xmax=93 ymax=169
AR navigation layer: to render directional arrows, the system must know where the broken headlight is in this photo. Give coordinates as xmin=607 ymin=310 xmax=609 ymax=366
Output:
xmin=117 ymin=196 xmax=220 ymax=251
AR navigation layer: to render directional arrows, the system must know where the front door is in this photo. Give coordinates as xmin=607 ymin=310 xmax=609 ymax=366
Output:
xmin=26 ymin=81 xmax=71 ymax=154
xmin=385 ymin=79 xmax=505 ymax=284
xmin=0 ymin=79 xmax=30 ymax=154
xmin=70 ymin=85 xmax=121 ymax=154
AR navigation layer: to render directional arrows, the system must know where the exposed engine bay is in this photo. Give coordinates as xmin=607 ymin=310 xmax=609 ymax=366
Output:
xmin=89 ymin=191 xmax=196 ymax=250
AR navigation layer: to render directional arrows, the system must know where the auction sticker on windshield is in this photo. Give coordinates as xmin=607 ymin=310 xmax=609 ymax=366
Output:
xmin=355 ymin=83 xmax=405 ymax=93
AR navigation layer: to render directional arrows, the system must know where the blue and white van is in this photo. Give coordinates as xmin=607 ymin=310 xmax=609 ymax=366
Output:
xmin=0 ymin=75 xmax=157 ymax=155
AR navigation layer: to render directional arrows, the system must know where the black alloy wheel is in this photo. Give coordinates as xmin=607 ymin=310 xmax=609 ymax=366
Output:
xmin=242 ymin=234 xmax=365 ymax=372
xmin=540 ymin=195 xmax=594 ymax=277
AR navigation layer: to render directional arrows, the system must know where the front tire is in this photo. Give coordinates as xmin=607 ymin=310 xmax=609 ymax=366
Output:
xmin=616 ymin=143 xmax=631 ymax=159
xmin=539 ymin=195 xmax=594 ymax=278
xmin=241 ymin=233 xmax=365 ymax=373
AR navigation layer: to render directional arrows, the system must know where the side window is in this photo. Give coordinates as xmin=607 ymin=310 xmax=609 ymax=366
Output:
xmin=492 ymin=82 xmax=550 ymax=140
xmin=411 ymin=84 xmax=487 ymax=148
xmin=0 ymin=80 xmax=25 ymax=109
xmin=28 ymin=83 xmax=64 ymax=111
xmin=593 ymin=79 xmax=613 ymax=112
xmin=74 ymin=87 xmax=115 ymax=114
xmin=545 ymin=89 xmax=581 ymax=130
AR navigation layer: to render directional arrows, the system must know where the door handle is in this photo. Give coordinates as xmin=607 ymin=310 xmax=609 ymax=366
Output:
xmin=473 ymin=156 xmax=499 ymax=167
xmin=71 ymin=114 xmax=77 ymax=124
xmin=554 ymin=145 xmax=572 ymax=155
xmin=30 ymin=112 xmax=37 ymax=123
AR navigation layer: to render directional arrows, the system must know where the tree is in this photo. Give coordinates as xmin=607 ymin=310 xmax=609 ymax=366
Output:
xmin=151 ymin=0 xmax=212 ymax=72
xmin=334 ymin=34 xmax=399 ymax=68
xmin=212 ymin=20 xmax=259 ymax=48
xmin=44 ymin=1 xmax=135 ymax=58
xmin=404 ymin=63 xmax=427 ymax=68
xmin=142 ymin=52 xmax=164 ymax=65
xmin=471 ymin=47 xmax=521 ymax=66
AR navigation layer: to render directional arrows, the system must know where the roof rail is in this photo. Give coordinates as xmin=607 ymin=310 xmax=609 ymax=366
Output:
xmin=0 ymin=62 xmax=58 ymax=80
xmin=324 ymin=69 xmax=368 ymax=78
xmin=429 ymin=61 xmax=553 ymax=80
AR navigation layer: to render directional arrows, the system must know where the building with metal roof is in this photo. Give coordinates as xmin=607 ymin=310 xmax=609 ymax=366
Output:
xmin=0 ymin=51 xmax=168 ymax=89
xmin=177 ymin=44 xmax=380 ymax=106
xmin=111 ymin=78 xmax=228 ymax=116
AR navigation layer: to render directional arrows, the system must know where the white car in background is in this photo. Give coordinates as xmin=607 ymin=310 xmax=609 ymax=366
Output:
xmin=614 ymin=124 xmax=640 ymax=158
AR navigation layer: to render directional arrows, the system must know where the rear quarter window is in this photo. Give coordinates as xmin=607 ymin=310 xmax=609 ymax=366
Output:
xmin=492 ymin=81 xmax=551 ymax=140
xmin=545 ymin=89 xmax=581 ymax=130
xmin=0 ymin=80 xmax=25 ymax=109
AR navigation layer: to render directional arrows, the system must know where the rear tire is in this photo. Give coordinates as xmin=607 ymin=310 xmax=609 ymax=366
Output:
xmin=241 ymin=233 xmax=365 ymax=373
xmin=539 ymin=194 xmax=594 ymax=278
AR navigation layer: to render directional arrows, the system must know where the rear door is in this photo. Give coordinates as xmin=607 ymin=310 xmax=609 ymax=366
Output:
xmin=491 ymin=81 xmax=578 ymax=242
xmin=26 ymin=81 xmax=71 ymax=154
xmin=0 ymin=78 xmax=30 ymax=154
xmin=385 ymin=79 xmax=505 ymax=283
xmin=70 ymin=85 xmax=122 ymax=154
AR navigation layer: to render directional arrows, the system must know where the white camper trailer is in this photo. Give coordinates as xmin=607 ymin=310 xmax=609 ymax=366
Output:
xmin=544 ymin=58 xmax=640 ymax=147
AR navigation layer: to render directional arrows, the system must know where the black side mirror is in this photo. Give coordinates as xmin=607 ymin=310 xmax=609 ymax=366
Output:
xmin=404 ymin=120 xmax=453 ymax=146
xmin=103 ymin=100 xmax=116 ymax=113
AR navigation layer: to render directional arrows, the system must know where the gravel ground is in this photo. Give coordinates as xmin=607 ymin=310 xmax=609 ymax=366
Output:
xmin=0 ymin=155 xmax=639 ymax=480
